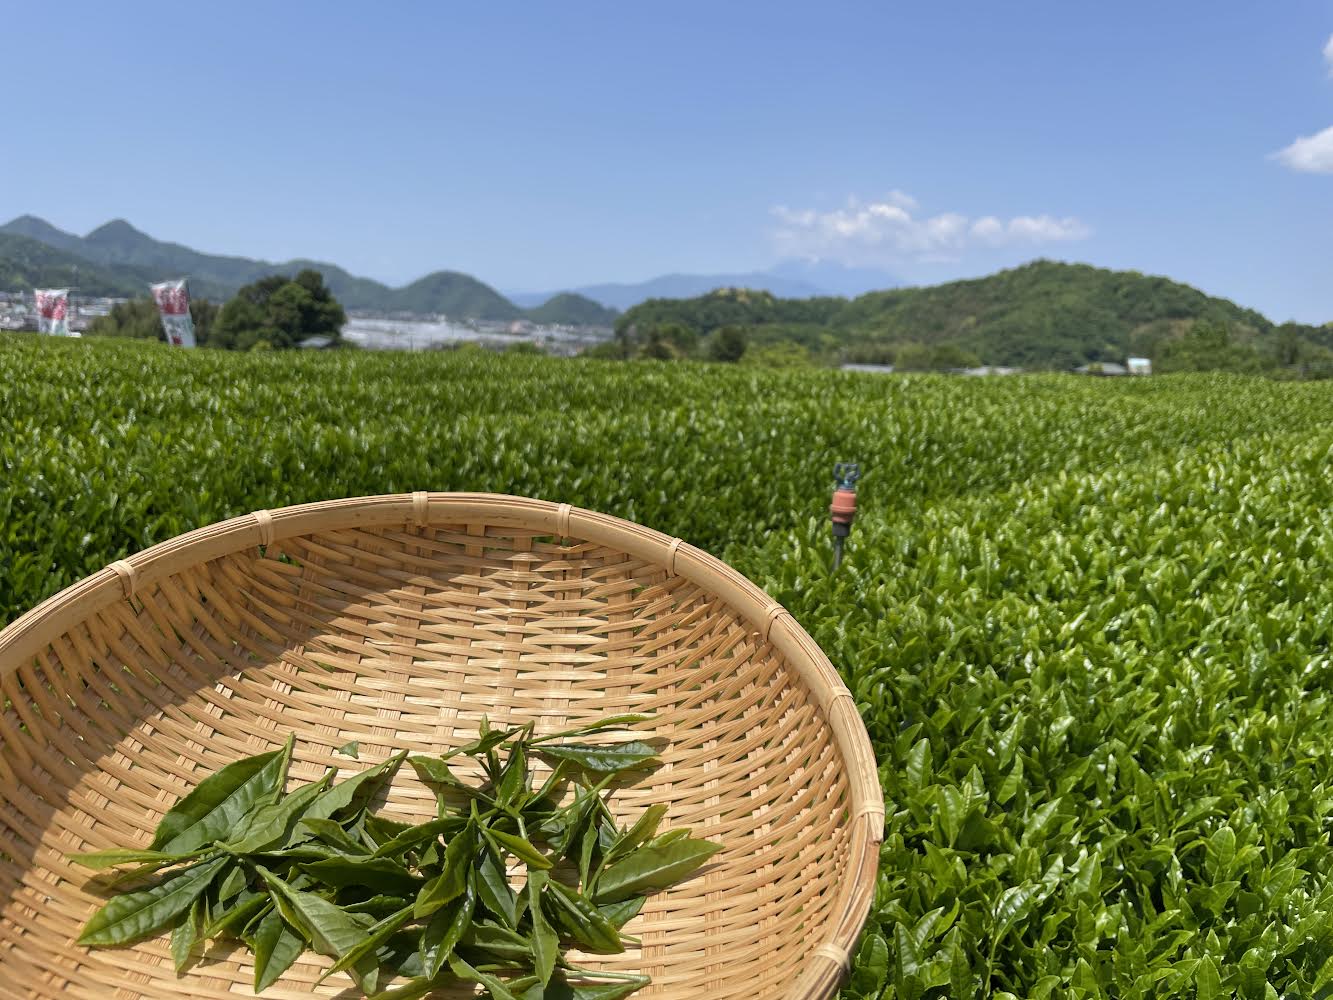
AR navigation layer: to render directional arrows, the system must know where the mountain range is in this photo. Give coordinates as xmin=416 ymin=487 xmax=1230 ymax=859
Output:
xmin=0 ymin=216 xmax=620 ymax=326
xmin=508 ymin=259 xmax=900 ymax=310
xmin=0 ymin=215 xmax=901 ymax=322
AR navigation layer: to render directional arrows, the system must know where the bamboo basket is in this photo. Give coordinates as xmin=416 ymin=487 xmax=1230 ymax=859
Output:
xmin=0 ymin=493 xmax=883 ymax=1000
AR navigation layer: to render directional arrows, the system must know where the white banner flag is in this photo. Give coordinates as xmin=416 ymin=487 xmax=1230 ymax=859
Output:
xmin=151 ymin=278 xmax=196 ymax=348
xmin=34 ymin=288 xmax=70 ymax=336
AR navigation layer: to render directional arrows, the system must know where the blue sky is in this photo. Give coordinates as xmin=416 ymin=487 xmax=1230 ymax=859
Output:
xmin=6 ymin=1 xmax=1333 ymax=321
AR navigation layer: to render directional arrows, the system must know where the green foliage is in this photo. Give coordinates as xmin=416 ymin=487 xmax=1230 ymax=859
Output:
xmin=213 ymin=270 xmax=346 ymax=350
xmin=11 ymin=340 xmax=1333 ymax=995
xmin=894 ymin=343 xmax=983 ymax=372
xmin=707 ymin=325 xmax=748 ymax=362
xmin=742 ymin=342 xmax=815 ymax=368
xmin=616 ymin=287 xmax=844 ymax=338
xmin=0 ymin=232 xmax=147 ymax=297
xmin=525 ymin=293 xmax=619 ymax=327
xmin=1155 ymin=320 xmax=1270 ymax=374
xmin=74 ymin=717 xmax=713 ymax=998
xmin=638 ymin=328 xmax=680 ymax=360
xmin=86 ymin=296 xmax=218 ymax=344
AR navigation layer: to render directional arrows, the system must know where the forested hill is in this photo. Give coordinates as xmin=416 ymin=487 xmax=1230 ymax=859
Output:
xmin=0 ymin=216 xmax=618 ymax=325
xmin=0 ymin=233 xmax=147 ymax=297
xmin=617 ymin=260 xmax=1328 ymax=368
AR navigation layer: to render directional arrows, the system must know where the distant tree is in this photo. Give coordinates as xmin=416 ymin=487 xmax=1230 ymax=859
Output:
xmin=1276 ymin=324 xmax=1304 ymax=366
xmin=843 ymin=342 xmax=898 ymax=366
xmin=928 ymin=344 xmax=982 ymax=370
xmin=639 ymin=327 xmax=679 ymax=361
xmin=1155 ymin=320 xmax=1267 ymax=373
xmin=213 ymin=270 xmax=346 ymax=350
xmin=87 ymin=296 xmax=218 ymax=344
xmin=505 ymin=341 xmax=542 ymax=355
xmin=893 ymin=343 xmax=933 ymax=371
xmin=582 ymin=339 xmax=630 ymax=360
xmin=655 ymin=323 xmax=698 ymax=356
xmin=743 ymin=342 xmax=813 ymax=368
xmin=708 ymin=326 xmax=748 ymax=363
xmin=609 ymin=324 xmax=635 ymax=359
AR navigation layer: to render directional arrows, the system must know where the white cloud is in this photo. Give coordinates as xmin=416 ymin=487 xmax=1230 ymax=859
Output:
xmin=770 ymin=194 xmax=1090 ymax=265
xmin=1273 ymin=124 xmax=1333 ymax=173
xmin=1325 ymin=33 xmax=1333 ymax=73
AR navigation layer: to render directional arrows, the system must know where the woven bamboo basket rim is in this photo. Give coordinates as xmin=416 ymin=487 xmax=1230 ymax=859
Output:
xmin=0 ymin=492 xmax=884 ymax=999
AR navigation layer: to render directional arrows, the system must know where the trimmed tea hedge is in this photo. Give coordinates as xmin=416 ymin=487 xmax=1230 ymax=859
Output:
xmin=4 ymin=334 xmax=1333 ymax=997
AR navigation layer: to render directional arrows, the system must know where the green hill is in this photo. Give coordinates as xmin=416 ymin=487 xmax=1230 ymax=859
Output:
xmin=77 ymin=219 xmax=262 ymax=301
xmin=392 ymin=270 xmax=521 ymax=320
xmin=0 ymin=233 xmax=148 ymax=297
xmin=617 ymin=261 xmax=1324 ymax=368
xmin=524 ymin=292 xmax=617 ymax=326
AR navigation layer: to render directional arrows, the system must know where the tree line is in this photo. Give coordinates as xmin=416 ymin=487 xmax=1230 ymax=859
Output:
xmin=88 ymin=270 xmax=346 ymax=350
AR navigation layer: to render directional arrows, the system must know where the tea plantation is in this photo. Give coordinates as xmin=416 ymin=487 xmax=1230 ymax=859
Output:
xmin=4 ymin=334 xmax=1333 ymax=998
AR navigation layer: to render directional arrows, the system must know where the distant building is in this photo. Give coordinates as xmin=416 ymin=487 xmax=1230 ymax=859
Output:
xmin=840 ymin=363 xmax=895 ymax=375
xmin=1127 ymin=356 xmax=1152 ymax=376
xmin=960 ymin=366 xmax=1021 ymax=376
xmin=298 ymin=335 xmax=337 ymax=350
xmin=1075 ymin=361 xmax=1128 ymax=376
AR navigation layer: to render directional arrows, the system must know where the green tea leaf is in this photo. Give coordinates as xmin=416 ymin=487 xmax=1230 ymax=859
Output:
xmin=169 ymin=897 xmax=202 ymax=973
xmin=415 ymin=823 xmax=476 ymax=918
xmin=300 ymin=750 xmax=408 ymax=827
xmin=449 ymin=953 xmax=522 ymax=1000
xmin=249 ymin=906 xmax=306 ymax=994
xmin=461 ymin=921 xmax=535 ymax=964
xmin=531 ymin=716 xmax=653 ymax=743
xmin=366 ymin=977 xmax=439 ymax=1000
xmin=524 ymin=972 xmax=653 ymax=999
xmin=592 ymin=837 xmax=722 ymax=904
xmin=323 ymin=904 xmax=415 ymax=979
xmin=421 ymin=879 xmax=477 ymax=979
xmin=224 ymin=771 xmax=333 ymax=853
xmin=150 ymin=736 xmax=293 ymax=854
xmin=203 ymin=889 xmax=268 ymax=940
xmin=344 ymin=893 xmax=411 ymax=916
xmin=604 ymin=804 xmax=667 ymax=866
xmin=77 ymin=855 xmax=228 ymax=947
xmin=497 ymin=743 xmax=531 ymax=808
xmin=487 ymin=827 xmax=554 ymax=870
xmin=299 ymin=856 xmax=421 ymax=894
xmin=530 ymin=871 xmax=559 ymax=985
xmin=546 ymin=880 xmax=625 ymax=953
xmin=297 ymin=817 xmax=369 ymax=855
xmin=371 ymin=816 xmax=459 ymax=859
xmin=68 ymin=849 xmax=203 ymax=871
xmin=255 ymin=866 xmax=375 ymax=959
xmin=1196 ymin=956 xmax=1223 ymax=1000
xmin=535 ymin=742 xmax=659 ymax=775
xmin=597 ymin=896 xmax=645 ymax=930
xmin=477 ymin=846 xmax=520 ymax=927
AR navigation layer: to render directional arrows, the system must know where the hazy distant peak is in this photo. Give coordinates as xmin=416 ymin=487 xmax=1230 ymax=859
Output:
xmin=85 ymin=218 xmax=155 ymax=245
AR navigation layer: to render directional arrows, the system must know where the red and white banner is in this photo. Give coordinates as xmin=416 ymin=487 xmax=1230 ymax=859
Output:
xmin=151 ymin=279 xmax=196 ymax=347
xmin=34 ymin=289 xmax=70 ymax=336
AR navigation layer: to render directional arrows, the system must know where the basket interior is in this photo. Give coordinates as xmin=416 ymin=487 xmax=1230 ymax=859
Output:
xmin=0 ymin=510 xmax=859 ymax=999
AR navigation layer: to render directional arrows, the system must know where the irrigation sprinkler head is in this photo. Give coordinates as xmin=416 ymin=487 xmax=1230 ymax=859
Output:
xmin=831 ymin=462 xmax=860 ymax=570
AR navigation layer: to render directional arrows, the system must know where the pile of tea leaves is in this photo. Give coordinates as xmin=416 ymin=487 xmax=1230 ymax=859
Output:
xmin=72 ymin=716 xmax=721 ymax=998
